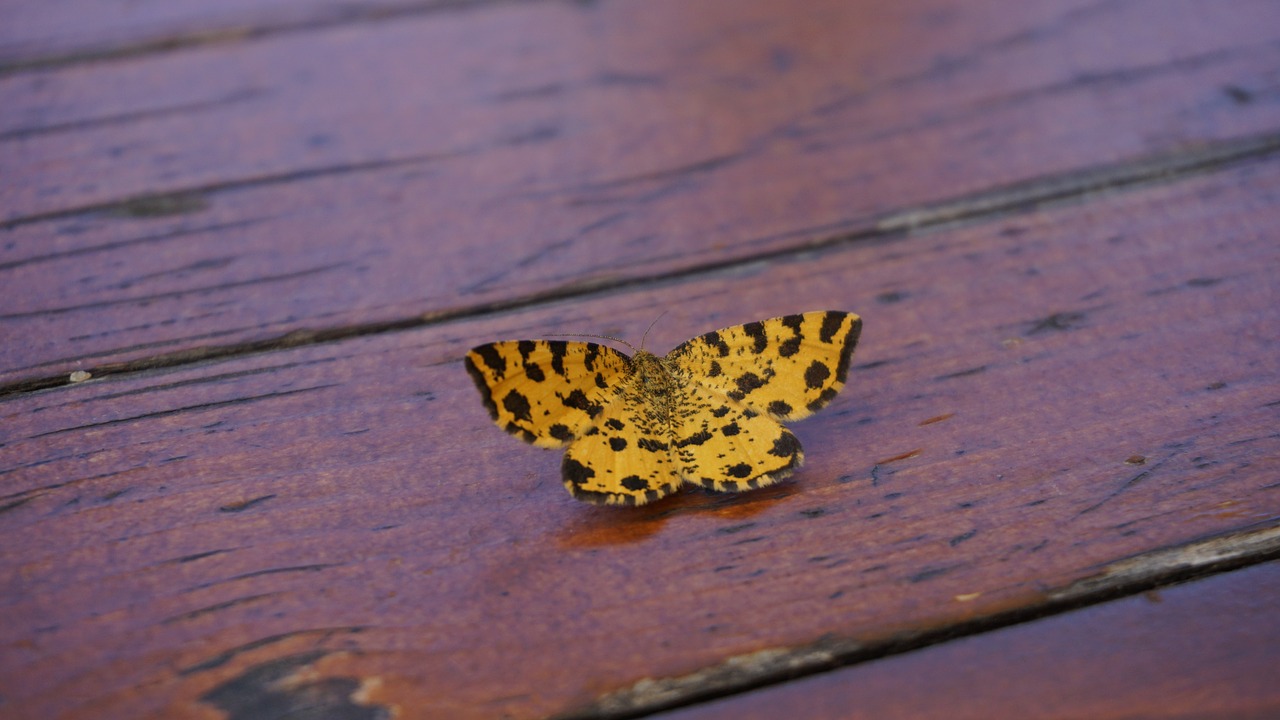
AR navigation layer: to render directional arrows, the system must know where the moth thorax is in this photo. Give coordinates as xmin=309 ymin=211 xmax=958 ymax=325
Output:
xmin=631 ymin=351 xmax=678 ymax=397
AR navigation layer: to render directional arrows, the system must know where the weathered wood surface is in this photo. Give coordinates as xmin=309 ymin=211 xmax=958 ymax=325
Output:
xmin=0 ymin=0 xmax=469 ymax=71
xmin=5 ymin=0 xmax=1280 ymax=718
xmin=658 ymin=561 xmax=1280 ymax=720
xmin=5 ymin=0 xmax=1280 ymax=386
xmin=3 ymin=151 xmax=1277 ymax=718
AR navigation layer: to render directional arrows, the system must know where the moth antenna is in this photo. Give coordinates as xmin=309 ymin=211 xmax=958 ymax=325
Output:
xmin=639 ymin=312 xmax=668 ymax=351
xmin=550 ymin=332 xmax=638 ymax=354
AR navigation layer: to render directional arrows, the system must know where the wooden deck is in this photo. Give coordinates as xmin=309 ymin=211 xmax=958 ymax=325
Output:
xmin=3 ymin=1 xmax=1279 ymax=718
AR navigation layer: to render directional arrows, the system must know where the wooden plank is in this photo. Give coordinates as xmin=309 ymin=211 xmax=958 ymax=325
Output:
xmin=2 ymin=155 xmax=1277 ymax=719
xmin=653 ymin=561 xmax=1280 ymax=720
xmin=5 ymin=0 xmax=1280 ymax=384
xmin=0 ymin=0 xmax=468 ymax=70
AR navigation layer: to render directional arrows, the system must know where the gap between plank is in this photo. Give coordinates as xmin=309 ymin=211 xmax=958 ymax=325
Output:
xmin=3 ymin=130 xmax=1280 ymax=399
xmin=554 ymin=521 xmax=1280 ymax=720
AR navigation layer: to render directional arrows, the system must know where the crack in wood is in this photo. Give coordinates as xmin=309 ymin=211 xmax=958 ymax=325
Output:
xmin=163 ymin=548 xmax=236 ymax=565
xmin=0 ymin=152 xmax=460 ymax=231
xmin=23 ymin=384 xmax=341 ymax=439
xmin=160 ymin=592 xmax=284 ymax=625
xmin=0 ymin=218 xmax=268 ymax=273
xmin=0 ymin=264 xmax=351 ymax=321
xmin=219 ymin=494 xmax=278 ymax=513
xmin=875 ymin=132 xmax=1280 ymax=233
xmin=32 ymin=357 xmax=341 ymax=409
xmin=0 ymin=89 xmax=267 ymax=142
xmin=1076 ymin=452 xmax=1179 ymax=516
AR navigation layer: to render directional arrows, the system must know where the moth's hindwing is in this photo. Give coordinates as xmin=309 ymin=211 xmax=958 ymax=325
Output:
xmin=674 ymin=381 xmax=803 ymax=493
xmin=560 ymin=392 xmax=681 ymax=506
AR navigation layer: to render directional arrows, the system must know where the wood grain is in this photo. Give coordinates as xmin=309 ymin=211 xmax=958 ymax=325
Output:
xmin=0 ymin=0 xmax=471 ymax=70
xmin=5 ymin=0 xmax=1280 ymax=384
xmin=654 ymin=561 xmax=1280 ymax=720
xmin=3 ymin=153 xmax=1277 ymax=719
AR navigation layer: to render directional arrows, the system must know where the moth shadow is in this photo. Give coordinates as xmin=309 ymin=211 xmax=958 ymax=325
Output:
xmin=556 ymin=482 xmax=799 ymax=548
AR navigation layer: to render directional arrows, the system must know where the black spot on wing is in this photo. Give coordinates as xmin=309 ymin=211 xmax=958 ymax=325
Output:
xmin=605 ymin=418 xmax=625 ymax=430
xmin=517 ymin=340 xmax=537 ymax=361
xmin=561 ymin=389 xmax=603 ymax=417
xmin=804 ymin=360 xmax=830 ymax=390
xmin=583 ymin=344 xmax=600 ymax=371
xmin=638 ymin=438 xmax=670 ymax=452
xmin=769 ymin=432 xmax=801 ymax=458
xmin=472 ymin=344 xmax=507 ymax=375
xmin=464 ymin=356 xmax=500 ymax=419
xmin=742 ymin=322 xmax=767 ymax=353
xmin=736 ymin=372 xmax=765 ymax=395
xmin=594 ymin=373 xmax=608 ymax=389
xmin=705 ymin=331 xmax=730 ymax=357
xmin=516 ymin=341 xmax=546 ymax=380
xmin=768 ymin=400 xmax=792 ymax=417
xmin=549 ymin=343 xmax=568 ymax=376
xmin=621 ymin=475 xmax=649 ymax=491
xmin=563 ymin=389 xmax=589 ymax=409
xmin=609 ymin=437 xmax=628 ymax=451
xmin=708 ymin=360 xmax=722 ymax=378
xmin=570 ymin=487 xmax=635 ymax=506
xmin=721 ymin=422 xmax=740 ymax=436
xmin=502 ymin=390 xmax=532 ymax=422
xmin=563 ymin=457 xmax=595 ymax=487
xmin=778 ymin=335 xmax=801 ymax=358
xmin=549 ymin=424 xmax=573 ymax=441
xmin=820 ymin=311 xmax=846 ymax=343
xmin=834 ymin=316 xmax=862 ymax=383
xmin=711 ymin=406 xmax=732 ymax=418
xmin=677 ymin=431 xmax=713 ymax=447
xmin=807 ymin=387 xmax=839 ymax=412
xmin=524 ymin=362 xmax=546 ymax=382
xmin=726 ymin=463 xmax=753 ymax=478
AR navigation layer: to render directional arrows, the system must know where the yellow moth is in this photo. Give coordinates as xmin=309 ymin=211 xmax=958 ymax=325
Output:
xmin=465 ymin=311 xmax=862 ymax=506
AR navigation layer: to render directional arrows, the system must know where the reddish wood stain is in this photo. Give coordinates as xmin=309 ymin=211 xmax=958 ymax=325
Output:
xmin=876 ymin=448 xmax=925 ymax=465
xmin=2 ymin=1 xmax=1280 ymax=719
